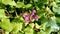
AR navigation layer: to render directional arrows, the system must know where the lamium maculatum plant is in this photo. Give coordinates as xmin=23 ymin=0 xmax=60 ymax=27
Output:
xmin=0 ymin=0 xmax=60 ymax=34
xmin=22 ymin=10 xmax=39 ymax=23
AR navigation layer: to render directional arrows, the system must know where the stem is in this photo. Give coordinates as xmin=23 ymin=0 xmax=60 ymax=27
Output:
xmin=5 ymin=10 xmax=10 ymax=16
xmin=15 ymin=11 xmax=18 ymax=17
xmin=14 ymin=8 xmax=18 ymax=17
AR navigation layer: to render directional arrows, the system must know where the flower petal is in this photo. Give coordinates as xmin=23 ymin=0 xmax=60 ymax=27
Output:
xmin=24 ymin=17 xmax=29 ymax=22
xmin=32 ymin=10 xmax=36 ymax=13
xmin=23 ymin=13 xmax=28 ymax=17
xmin=31 ymin=10 xmax=36 ymax=15
xmin=34 ymin=15 xmax=39 ymax=19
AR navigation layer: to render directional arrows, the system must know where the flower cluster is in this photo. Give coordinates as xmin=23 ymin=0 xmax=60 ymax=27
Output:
xmin=22 ymin=10 xmax=39 ymax=23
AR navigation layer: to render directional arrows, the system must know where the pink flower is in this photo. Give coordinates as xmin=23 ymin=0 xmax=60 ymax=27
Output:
xmin=31 ymin=10 xmax=36 ymax=15
xmin=24 ymin=17 xmax=29 ymax=22
xmin=23 ymin=13 xmax=28 ymax=17
xmin=34 ymin=15 xmax=39 ymax=19
xmin=22 ymin=10 xmax=39 ymax=22
xmin=32 ymin=10 xmax=36 ymax=13
xmin=23 ymin=13 xmax=29 ymax=22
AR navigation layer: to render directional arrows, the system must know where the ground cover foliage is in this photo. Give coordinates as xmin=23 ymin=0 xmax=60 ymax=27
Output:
xmin=0 ymin=0 xmax=60 ymax=34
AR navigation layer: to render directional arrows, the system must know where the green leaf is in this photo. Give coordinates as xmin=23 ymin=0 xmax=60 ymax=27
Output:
xmin=37 ymin=30 xmax=46 ymax=34
xmin=0 ymin=9 xmax=6 ymax=18
xmin=24 ymin=25 xmax=33 ymax=34
xmin=16 ymin=2 xmax=24 ymax=8
xmin=0 ymin=4 xmax=5 ymax=9
xmin=56 ymin=17 xmax=60 ymax=27
xmin=25 ymin=4 xmax=32 ymax=8
xmin=0 ymin=22 xmax=1 ymax=27
xmin=16 ymin=2 xmax=32 ymax=8
xmin=17 ymin=31 xmax=23 ymax=34
xmin=29 ymin=23 xmax=34 ymax=28
xmin=55 ymin=0 xmax=60 ymax=3
xmin=53 ymin=7 xmax=60 ymax=14
xmin=5 ymin=31 xmax=9 ymax=34
xmin=58 ymin=31 xmax=60 ymax=34
xmin=40 ymin=17 xmax=48 ymax=24
xmin=34 ymin=0 xmax=38 ymax=2
xmin=9 ymin=10 xmax=14 ymax=13
xmin=56 ymin=17 xmax=60 ymax=23
xmin=2 ymin=0 xmax=16 ymax=6
xmin=45 ymin=27 xmax=52 ymax=34
xmin=35 ymin=23 xmax=40 ymax=29
xmin=38 ymin=0 xmax=47 ymax=3
xmin=46 ymin=17 xmax=59 ymax=31
xmin=40 ymin=22 xmax=47 ymax=30
xmin=0 ymin=9 xmax=5 ymax=14
xmin=50 ymin=2 xmax=58 ymax=7
xmin=0 ymin=18 xmax=13 ymax=32
xmin=0 ymin=0 xmax=2 ymax=3
xmin=11 ymin=22 xmax=22 ymax=33
xmin=24 ymin=23 xmax=34 ymax=34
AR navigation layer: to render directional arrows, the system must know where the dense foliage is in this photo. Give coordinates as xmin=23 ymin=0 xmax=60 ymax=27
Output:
xmin=0 ymin=0 xmax=60 ymax=34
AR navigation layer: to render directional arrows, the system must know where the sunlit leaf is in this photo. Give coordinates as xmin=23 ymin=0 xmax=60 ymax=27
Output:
xmin=37 ymin=30 xmax=46 ymax=34
xmin=2 ymin=0 xmax=16 ymax=6
xmin=0 ymin=9 xmax=6 ymax=18
xmin=25 ymin=4 xmax=32 ymax=8
xmin=24 ymin=27 xmax=33 ymax=34
xmin=11 ymin=22 xmax=22 ymax=33
xmin=46 ymin=17 xmax=59 ymax=31
xmin=0 ymin=18 xmax=13 ymax=32
xmin=53 ymin=7 xmax=60 ymax=14
xmin=16 ymin=2 xmax=24 ymax=8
